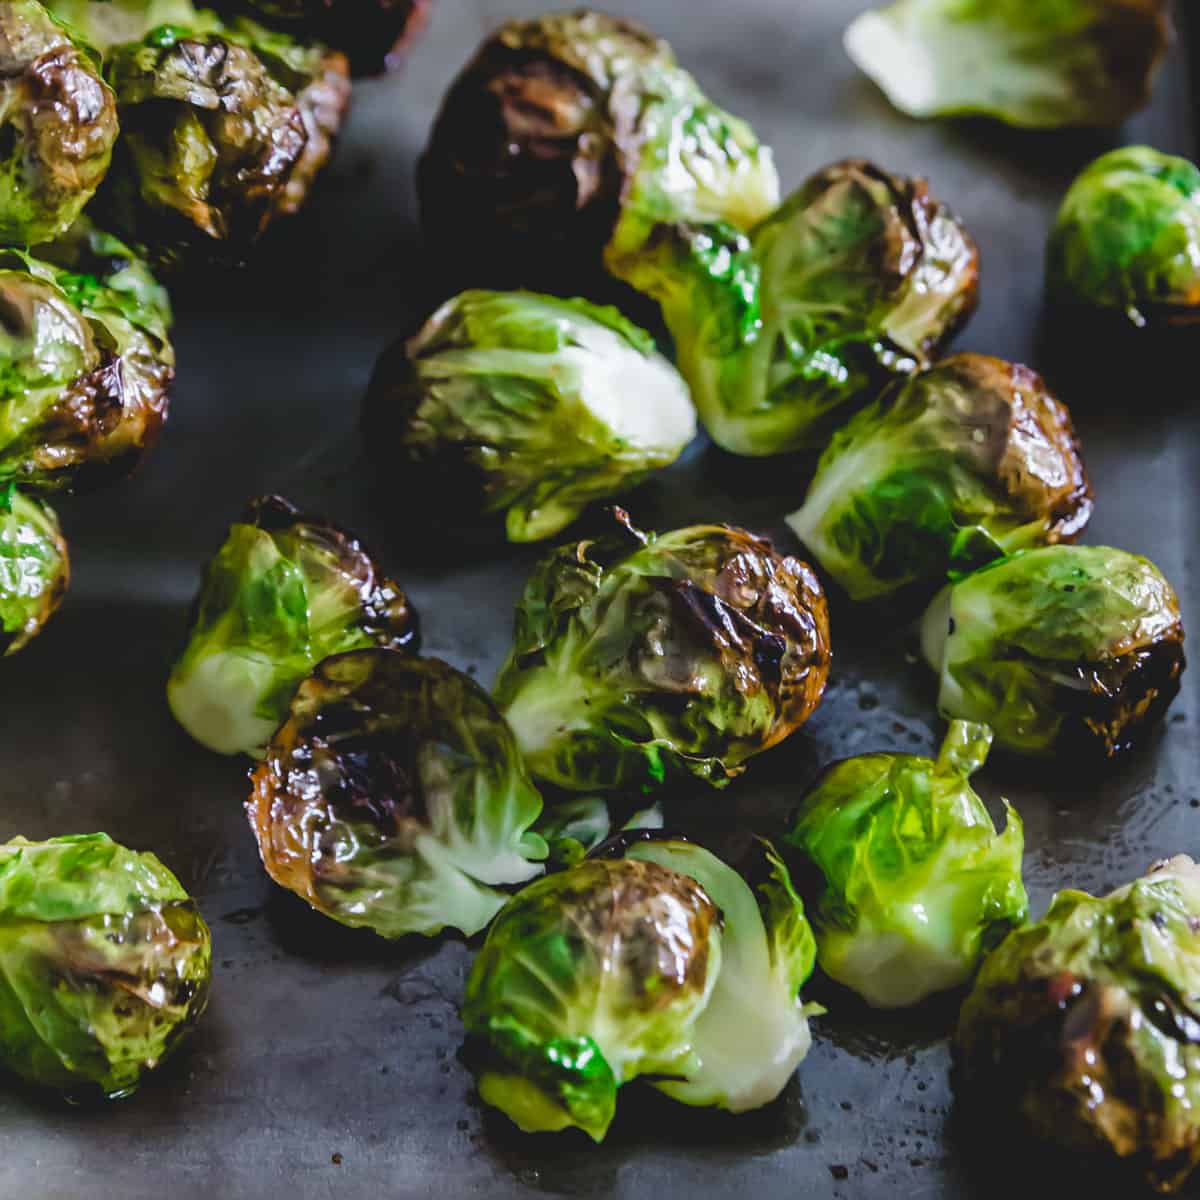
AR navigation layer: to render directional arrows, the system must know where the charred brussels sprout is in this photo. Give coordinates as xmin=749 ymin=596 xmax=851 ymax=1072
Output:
xmin=247 ymin=649 xmax=548 ymax=939
xmin=0 ymin=0 xmax=118 ymax=244
xmin=1048 ymin=146 xmax=1200 ymax=329
xmin=787 ymin=721 xmax=1027 ymax=1008
xmin=168 ymin=495 xmax=417 ymax=757
xmin=616 ymin=160 xmax=978 ymax=455
xmin=0 ymin=219 xmax=173 ymax=491
xmin=956 ymin=856 xmax=1200 ymax=1194
xmin=0 ymin=484 xmax=68 ymax=656
xmin=786 ymin=354 xmax=1092 ymax=600
xmin=495 ymin=510 xmax=831 ymax=792
xmin=364 ymin=290 xmax=697 ymax=543
xmin=462 ymin=837 xmax=818 ymax=1140
xmin=921 ymin=545 xmax=1185 ymax=758
xmin=419 ymin=10 xmax=778 ymax=291
xmin=0 ymin=833 xmax=211 ymax=1099
xmin=844 ymin=0 xmax=1170 ymax=129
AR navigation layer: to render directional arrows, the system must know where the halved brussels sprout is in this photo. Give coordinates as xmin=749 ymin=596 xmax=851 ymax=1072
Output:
xmin=845 ymin=0 xmax=1171 ymax=129
xmin=1048 ymin=146 xmax=1200 ymax=329
xmin=247 ymin=649 xmax=548 ymax=939
xmin=921 ymin=545 xmax=1185 ymax=758
xmin=787 ymin=721 xmax=1027 ymax=1008
xmin=495 ymin=510 xmax=832 ymax=792
xmin=0 ymin=0 xmax=118 ymax=245
xmin=462 ymin=836 xmax=817 ymax=1141
xmin=364 ymin=290 xmax=697 ymax=543
xmin=786 ymin=353 xmax=1092 ymax=600
xmin=956 ymin=855 xmax=1200 ymax=1194
xmin=0 ymin=833 xmax=211 ymax=1100
xmin=168 ymin=495 xmax=418 ymax=757
xmin=0 ymin=220 xmax=173 ymax=491
xmin=614 ymin=159 xmax=979 ymax=455
xmin=0 ymin=484 xmax=68 ymax=656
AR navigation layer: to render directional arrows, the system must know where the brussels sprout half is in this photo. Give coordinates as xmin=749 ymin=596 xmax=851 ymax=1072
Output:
xmin=364 ymin=290 xmax=697 ymax=543
xmin=921 ymin=545 xmax=1185 ymax=758
xmin=247 ymin=649 xmax=548 ymax=940
xmin=495 ymin=509 xmax=832 ymax=793
xmin=0 ymin=484 xmax=68 ymax=656
xmin=956 ymin=856 xmax=1200 ymax=1194
xmin=0 ymin=833 xmax=211 ymax=1100
xmin=786 ymin=353 xmax=1092 ymax=600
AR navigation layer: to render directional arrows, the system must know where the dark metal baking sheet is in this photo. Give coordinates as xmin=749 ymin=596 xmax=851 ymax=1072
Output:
xmin=1 ymin=1 xmax=1197 ymax=1196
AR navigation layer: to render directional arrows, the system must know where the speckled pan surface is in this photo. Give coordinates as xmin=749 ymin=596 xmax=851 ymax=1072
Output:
xmin=0 ymin=1 xmax=1196 ymax=1197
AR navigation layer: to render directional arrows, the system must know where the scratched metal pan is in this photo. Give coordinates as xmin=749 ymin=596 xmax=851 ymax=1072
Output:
xmin=1 ymin=1 xmax=1197 ymax=1197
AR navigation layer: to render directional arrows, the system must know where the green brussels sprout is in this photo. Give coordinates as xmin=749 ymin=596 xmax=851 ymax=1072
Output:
xmin=364 ymin=290 xmax=697 ymax=544
xmin=786 ymin=353 xmax=1093 ymax=600
xmin=844 ymin=0 xmax=1171 ymax=129
xmin=956 ymin=855 xmax=1200 ymax=1194
xmin=167 ymin=495 xmax=418 ymax=757
xmin=0 ymin=833 xmax=211 ymax=1100
xmin=0 ymin=219 xmax=173 ymax=491
xmin=614 ymin=159 xmax=979 ymax=455
xmin=786 ymin=721 xmax=1028 ymax=1008
xmin=921 ymin=545 xmax=1186 ymax=758
xmin=495 ymin=509 xmax=832 ymax=792
xmin=418 ymin=10 xmax=778 ymax=292
xmin=462 ymin=836 xmax=818 ymax=1140
xmin=1047 ymin=146 xmax=1200 ymax=329
xmin=0 ymin=0 xmax=118 ymax=245
xmin=247 ymin=649 xmax=548 ymax=939
xmin=0 ymin=484 xmax=68 ymax=656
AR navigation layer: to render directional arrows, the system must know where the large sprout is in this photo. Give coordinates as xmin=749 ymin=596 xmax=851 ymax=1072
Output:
xmin=364 ymin=290 xmax=697 ymax=543
xmin=0 ymin=485 xmax=68 ymax=656
xmin=786 ymin=354 xmax=1092 ymax=600
xmin=495 ymin=510 xmax=831 ymax=792
xmin=0 ymin=833 xmax=211 ymax=1100
xmin=921 ymin=545 xmax=1186 ymax=758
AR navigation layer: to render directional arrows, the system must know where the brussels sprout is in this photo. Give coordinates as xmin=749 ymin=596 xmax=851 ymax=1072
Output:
xmin=921 ymin=545 xmax=1186 ymax=758
xmin=0 ymin=484 xmax=68 ymax=656
xmin=0 ymin=219 xmax=173 ymax=491
xmin=1047 ymin=146 xmax=1200 ymax=329
xmin=247 ymin=649 xmax=548 ymax=939
xmin=614 ymin=159 xmax=979 ymax=455
xmin=787 ymin=721 xmax=1027 ymax=1008
xmin=462 ymin=836 xmax=818 ymax=1140
xmin=786 ymin=354 xmax=1092 ymax=600
xmin=956 ymin=855 xmax=1200 ymax=1194
xmin=0 ymin=833 xmax=211 ymax=1100
xmin=364 ymin=291 xmax=697 ymax=543
xmin=844 ymin=0 xmax=1171 ymax=129
xmin=418 ymin=11 xmax=778 ymax=291
xmin=0 ymin=0 xmax=118 ymax=245
xmin=495 ymin=510 xmax=832 ymax=792
xmin=168 ymin=495 xmax=418 ymax=757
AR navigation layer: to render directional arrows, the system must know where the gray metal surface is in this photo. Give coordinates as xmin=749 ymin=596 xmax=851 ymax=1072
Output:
xmin=1 ymin=1 xmax=1197 ymax=1196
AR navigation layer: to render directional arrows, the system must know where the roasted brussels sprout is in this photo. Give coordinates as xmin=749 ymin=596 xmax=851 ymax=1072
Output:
xmin=168 ymin=495 xmax=417 ymax=757
xmin=247 ymin=649 xmax=548 ymax=939
xmin=0 ymin=219 xmax=173 ymax=491
xmin=0 ymin=0 xmax=118 ymax=245
xmin=615 ymin=159 xmax=979 ymax=455
xmin=921 ymin=545 xmax=1185 ymax=758
xmin=956 ymin=855 xmax=1200 ymax=1194
xmin=844 ymin=0 xmax=1171 ymax=129
xmin=1047 ymin=146 xmax=1200 ymax=329
xmin=419 ymin=10 xmax=779 ymax=291
xmin=0 ymin=484 xmax=68 ymax=656
xmin=0 ymin=833 xmax=211 ymax=1100
xmin=786 ymin=354 xmax=1092 ymax=600
xmin=364 ymin=290 xmax=697 ymax=543
xmin=787 ymin=721 xmax=1027 ymax=1008
xmin=462 ymin=836 xmax=818 ymax=1140
xmin=495 ymin=510 xmax=831 ymax=792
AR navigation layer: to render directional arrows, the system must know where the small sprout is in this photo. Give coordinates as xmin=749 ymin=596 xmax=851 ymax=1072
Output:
xmin=0 ymin=486 xmax=68 ymax=656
